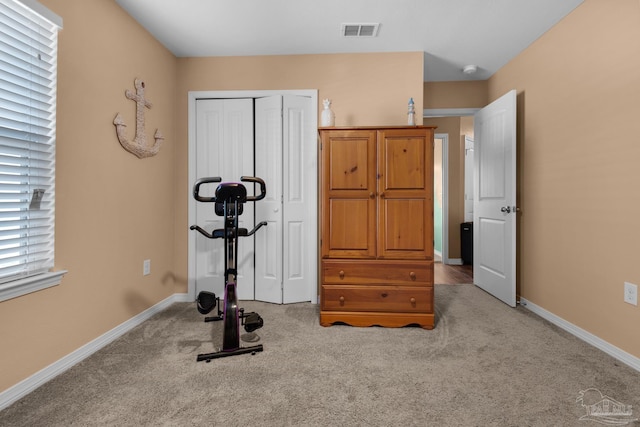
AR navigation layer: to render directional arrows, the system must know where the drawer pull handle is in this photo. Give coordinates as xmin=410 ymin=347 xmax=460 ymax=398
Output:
xmin=339 ymin=296 xmax=345 ymax=305
xmin=339 ymin=270 xmax=345 ymax=279
xmin=409 ymin=272 xmax=416 ymax=280
xmin=381 ymin=293 xmax=388 ymax=298
xmin=410 ymin=297 xmax=416 ymax=305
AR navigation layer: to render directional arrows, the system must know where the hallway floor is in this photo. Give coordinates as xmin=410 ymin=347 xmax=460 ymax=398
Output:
xmin=434 ymin=263 xmax=473 ymax=284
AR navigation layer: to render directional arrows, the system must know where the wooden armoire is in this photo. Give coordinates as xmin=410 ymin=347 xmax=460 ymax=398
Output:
xmin=319 ymin=126 xmax=435 ymax=329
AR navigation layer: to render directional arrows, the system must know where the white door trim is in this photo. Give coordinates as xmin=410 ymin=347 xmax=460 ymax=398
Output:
xmin=435 ymin=133 xmax=449 ymax=264
xmin=187 ymin=90 xmax=318 ymax=303
xmin=423 ymin=108 xmax=480 ymax=118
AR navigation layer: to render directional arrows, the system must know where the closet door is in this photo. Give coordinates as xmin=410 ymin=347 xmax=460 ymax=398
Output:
xmin=195 ymin=99 xmax=255 ymax=299
xmin=254 ymin=96 xmax=283 ymax=303
xmin=282 ymin=95 xmax=316 ymax=303
xmin=255 ymin=95 xmax=316 ymax=303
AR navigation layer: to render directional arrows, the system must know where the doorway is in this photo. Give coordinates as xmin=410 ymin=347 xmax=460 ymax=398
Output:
xmin=424 ymin=111 xmax=477 ymax=266
xmin=433 ymin=130 xmax=474 ymax=285
xmin=424 ymin=90 xmax=518 ymax=304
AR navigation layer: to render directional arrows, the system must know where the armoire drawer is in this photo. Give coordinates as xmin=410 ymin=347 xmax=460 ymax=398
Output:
xmin=321 ymin=285 xmax=433 ymax=313
xmin=322 ymin=260 xmax=432 ymax=285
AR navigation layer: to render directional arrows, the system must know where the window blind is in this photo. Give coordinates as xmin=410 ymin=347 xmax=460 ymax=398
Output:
xmin=0 ymin=0 xmax=61 ymax=284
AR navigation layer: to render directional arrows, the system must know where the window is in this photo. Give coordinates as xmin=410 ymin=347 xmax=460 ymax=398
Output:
xmin=0 ymin=0 xmax=63 ymax=302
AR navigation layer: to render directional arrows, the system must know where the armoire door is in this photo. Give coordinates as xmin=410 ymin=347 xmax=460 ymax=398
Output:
xmin=255 ymin=95 xmax=316 ymax=304
xmin=377 ymin=128 xmax=434 ymax=260
xmin=320 ymin=129 xmax=377 ymax=259
xmin=194 ymin=98 xmax=255 ymax=300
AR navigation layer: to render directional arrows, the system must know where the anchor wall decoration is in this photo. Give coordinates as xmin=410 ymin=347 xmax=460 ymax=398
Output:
xmin=113 ymin=78 xmax=164 ymax=158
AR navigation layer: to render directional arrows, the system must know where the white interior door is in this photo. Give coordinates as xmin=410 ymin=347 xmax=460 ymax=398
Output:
xmin=195 ymin=98 xmax=255 ymax=300
xmin=473 ymin=90 xmax=517 ymax=307
xmin=254 ymin=95 xmax=316 ymax=303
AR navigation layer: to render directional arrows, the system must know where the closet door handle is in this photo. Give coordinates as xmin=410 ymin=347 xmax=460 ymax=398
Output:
xmin=379 ymin=192 xmax=385 ymax=198
xmin=369 ymin=192 xmax=375 ymax=199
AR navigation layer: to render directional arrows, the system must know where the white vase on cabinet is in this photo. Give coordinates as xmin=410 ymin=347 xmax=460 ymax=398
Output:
xmin=321 ymin=99 xmax=335 ymax=127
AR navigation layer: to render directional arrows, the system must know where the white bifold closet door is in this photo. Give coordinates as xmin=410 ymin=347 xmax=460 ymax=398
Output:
xmin=255 ymin=95 xmax=316 ymax=304
xmin=194 ymin=98 xmax=256 ymax=300
xmin=194 ymin=95 xmax=316 ymax=304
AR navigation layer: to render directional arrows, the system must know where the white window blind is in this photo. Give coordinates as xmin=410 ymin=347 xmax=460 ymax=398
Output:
xmin=0 ymin=0 xmax=62 ymax=291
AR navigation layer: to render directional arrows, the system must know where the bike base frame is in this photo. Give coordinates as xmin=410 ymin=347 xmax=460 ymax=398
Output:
xmin=197 ymin=344 xmax=264 ymax=362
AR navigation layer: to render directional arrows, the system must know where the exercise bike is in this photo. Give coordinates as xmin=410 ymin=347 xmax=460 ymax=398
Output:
xmin=190 ymin=176 xmax=267 ymax=362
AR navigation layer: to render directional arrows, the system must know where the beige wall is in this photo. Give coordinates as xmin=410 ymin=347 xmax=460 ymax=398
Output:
xmin=178 ymin=52 xmax=424 ymax=127
xmin=488 ymin=0 xmax=640 ymax=357
xmin=424 ymin=81 xmax=487 ymax=109
xmin=460 ymin=116 xmax=474 ymax=139
xmin=0 ymin=0 xmax=179 ymax=392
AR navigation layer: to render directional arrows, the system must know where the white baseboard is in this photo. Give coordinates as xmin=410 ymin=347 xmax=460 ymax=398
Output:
xmin=447 ymin=258 xmax=463 ymax=266
xmin=520 ymin=297 xmax=640 ymax=373
xmin=0 ymin=293 xmax=191 ymax=411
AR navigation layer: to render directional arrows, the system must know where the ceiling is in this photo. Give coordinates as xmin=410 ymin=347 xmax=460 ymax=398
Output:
xmin=115 ymin=0 xmax=584 ymax=82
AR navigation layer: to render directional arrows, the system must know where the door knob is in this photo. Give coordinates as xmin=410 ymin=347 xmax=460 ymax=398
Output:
xmin=500 ymin=206 xmax=511 ymax=213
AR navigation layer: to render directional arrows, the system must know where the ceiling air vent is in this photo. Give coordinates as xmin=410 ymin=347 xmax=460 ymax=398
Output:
xmin=342 ymin=23 xmax=380 ymax=37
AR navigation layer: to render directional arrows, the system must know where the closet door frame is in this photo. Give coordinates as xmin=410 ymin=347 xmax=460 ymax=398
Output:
xmin=187 ymin=90 xmax=319 ymax=304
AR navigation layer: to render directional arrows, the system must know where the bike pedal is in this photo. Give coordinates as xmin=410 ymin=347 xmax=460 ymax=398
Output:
xmin=243 ymin=312 xmax=264 ymax=332
xmin=196 ymin=291 xmax=217 ymax=315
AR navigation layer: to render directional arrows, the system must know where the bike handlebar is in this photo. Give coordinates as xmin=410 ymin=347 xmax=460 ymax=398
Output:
xmin=240 ymin=176 xmax=266 ymax=202
xmin=193 ymin=177 xmax=222 ymax=203
xmin=192 ymin=176 xmax=266 ymax=203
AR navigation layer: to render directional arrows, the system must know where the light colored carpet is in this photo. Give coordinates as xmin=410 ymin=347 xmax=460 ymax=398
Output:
xmin=1 ymin=284 xmax=639 ymax=426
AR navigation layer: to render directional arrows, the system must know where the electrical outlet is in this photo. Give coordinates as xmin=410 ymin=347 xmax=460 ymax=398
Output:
xmin=624 ymin=282 xmax=637 ymax=306
xmin=143 ymin=259 xmax=151 ymax=276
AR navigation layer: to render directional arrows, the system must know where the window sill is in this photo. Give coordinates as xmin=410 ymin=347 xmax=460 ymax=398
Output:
xmin=0 ymin=270 xmax=68 ymax=303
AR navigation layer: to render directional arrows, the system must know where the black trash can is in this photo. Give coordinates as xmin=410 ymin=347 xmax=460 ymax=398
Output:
xmin=461 ymin=222 xmax=473 ymax=265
